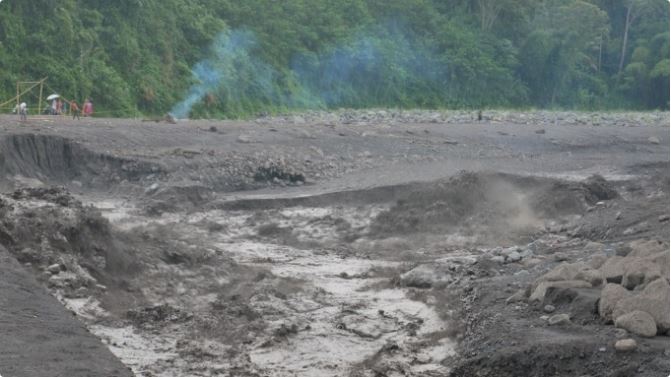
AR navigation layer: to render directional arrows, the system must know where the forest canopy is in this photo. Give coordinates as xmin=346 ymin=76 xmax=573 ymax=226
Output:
xmin=0 ymin=0 xmax=668 ymax=117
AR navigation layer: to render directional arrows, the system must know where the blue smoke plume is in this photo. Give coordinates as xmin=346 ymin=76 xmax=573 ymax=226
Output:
xmin=292 ymin=24 xmax=448 ymax=107
xmin=171 ymin=24 xmax=449 ymax=118
xmin=170 ymin=30 xmax=279 ymax=118
xmin=170 ymin=61 xmax=221 ymax=119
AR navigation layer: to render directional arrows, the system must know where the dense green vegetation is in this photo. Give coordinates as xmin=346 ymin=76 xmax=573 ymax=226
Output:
xmin=0 ymin=0 xmax=668 ymax=117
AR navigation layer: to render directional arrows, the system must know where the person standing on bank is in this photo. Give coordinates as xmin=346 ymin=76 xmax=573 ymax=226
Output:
xmin=71 ymin=100 xmax=80 ymax=120
xmin=19 ymin=102 xmax=27 ymax=121
xmin=82 ymin=98 xmax=93 ymax=117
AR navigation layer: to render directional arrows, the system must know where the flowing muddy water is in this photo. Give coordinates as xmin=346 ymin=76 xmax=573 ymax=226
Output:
xmin=54 ymin=171 xmax=625 ymax=376
xmin=66 ymin=197 xmax=460 ymax=376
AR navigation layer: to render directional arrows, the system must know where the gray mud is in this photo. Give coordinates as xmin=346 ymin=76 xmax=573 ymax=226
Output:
xmin=0 ymin=110 xmax=668 ymax=377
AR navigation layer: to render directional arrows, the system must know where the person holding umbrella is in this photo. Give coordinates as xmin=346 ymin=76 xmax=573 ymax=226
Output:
xmin=18 ymin=102 xmax=27 ymax=121
xmin=46 ymin=94 xmax=59 ymax=115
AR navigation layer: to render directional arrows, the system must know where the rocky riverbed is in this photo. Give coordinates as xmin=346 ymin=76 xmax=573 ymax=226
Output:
xmin=0 ymin=110 xmax=667 ymax=376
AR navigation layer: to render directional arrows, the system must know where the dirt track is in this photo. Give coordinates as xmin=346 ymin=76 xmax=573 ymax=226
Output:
xmin=0 ymin=110 xmax=668 ymax=376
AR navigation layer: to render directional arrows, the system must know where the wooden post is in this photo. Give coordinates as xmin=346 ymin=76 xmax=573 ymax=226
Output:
xmin=38 ymin=79 xmax=44 ymax=115
xmin=16 ymin=81 xmax=19 ymax=109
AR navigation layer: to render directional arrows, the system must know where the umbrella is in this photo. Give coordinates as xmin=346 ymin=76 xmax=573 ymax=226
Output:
xmin=46 ymin=94 xmax=60 ymax=101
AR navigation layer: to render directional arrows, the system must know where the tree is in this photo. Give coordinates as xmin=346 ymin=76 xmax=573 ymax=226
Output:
xmin=476 ymin=0 xmax=506 ymax=31
xmin=0 ymin=0 xmax=667 ymax=115
xmin=617 ymin=0 xmax=666 ymax=74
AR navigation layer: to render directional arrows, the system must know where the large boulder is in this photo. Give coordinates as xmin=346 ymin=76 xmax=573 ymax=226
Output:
xmin=621 ymin=259 xmax=663 ymax=290
xmin=642 ymin=278 xmax=670 ymax=300
xmin=529 ymin=280 xmax=591 ymax=303
xmin=575 ymin=269 xmax=604 ymax=287
xmin=543 ymin=287 xmax=600 ymax=320
xmin=588 ymin=254 xmax=608 ymax=269
xmin=599 ymin=256 xmax=625 ymax=284
xmin=614 ymin=310 xmax=657 ymax=337
xmin=399 ymin=264 xmax=450 ymax=289
xmin=645 ymin=251 xmax=670 ymax=280
xmin=598 ymin=283 xmax=631 ymax=322
xmin=627 ymin=239 xmax=666 ymax=258
xmin=542 ymin=262 xmax=587 ymax=282
xmin=613 ymin=296 xmax=669 ymax=334
xmin=530 ymin=262 xmax=599 ymax=293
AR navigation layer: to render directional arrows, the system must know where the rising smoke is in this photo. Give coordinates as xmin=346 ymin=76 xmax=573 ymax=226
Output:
xmin=170 ymin=24 xmax=449 ymax=118
xmin=170 ymin=30 xmax=277 ymax=118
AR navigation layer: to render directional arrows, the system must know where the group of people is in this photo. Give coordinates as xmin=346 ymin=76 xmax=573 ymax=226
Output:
xmin=14 ymin=98 xmax=94 ymax=122
xmin=47 ymin=98 xmax=93 ymax=119
xmin=12 ymin=95 xmax=94 ymax=122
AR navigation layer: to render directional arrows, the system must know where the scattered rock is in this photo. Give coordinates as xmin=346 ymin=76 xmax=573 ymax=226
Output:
xmin=514 ymin=270 xmax=530 ymax=277
xmin=506 ymin=289 xmax=527 ymax=304
xmin=614 ymin=338 xmax=637 ymax=352
xmin=145 ymin=183 xmax=160 ymax=194
xmin=543 ymin=304 xmax=556 ymax=313
xmin=647 ymin=136 xmax=660 ymax=144
xmin=522 ymin=257 xmax=543 ymax=267
xmin=658 ymin=214 xmax=669 ymax=222
xmin=535 ymin=129 xmax=546 ymax=134
xmin=505 ymin=251 xmax=522 ymax=263
xmin=126 ymin=304 xmax=191 ymax=328
xmin=491 ymin=255 xmax=505 ymax=264
xmin=614 ymin=328 xmax=629 ymax=339
xmin=615 ymin=310 xmax=657 ymax=337
xmin=47 ymin=263 xmax=62 ymax=274
xmin=48 ymin=271 xmax=82 ymax=289
xmin=548 ymin=313 xmax=571 ymax=325
xmin=237 ymin=134 xmax=254 ymax=143
xmin=553 ymin=253 xmax=570 ymax=262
